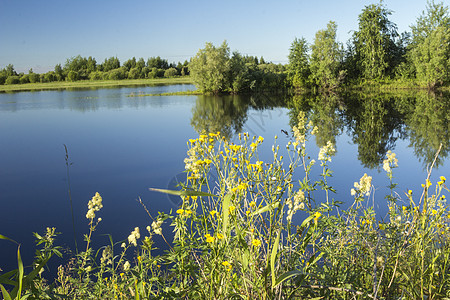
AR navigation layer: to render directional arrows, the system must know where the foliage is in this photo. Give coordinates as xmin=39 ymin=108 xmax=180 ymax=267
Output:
xmin=310 ymin=21 xmax=346 ymax=90
xmin=351 ymin=2 xmax=399 ymax=80
xmin=410 ymin=1 xmax=450 ymax=88
xmin=189 ymin=41 xmax=231 ymax=94
xmin=287 ymin=37 xmax=310 ymax=90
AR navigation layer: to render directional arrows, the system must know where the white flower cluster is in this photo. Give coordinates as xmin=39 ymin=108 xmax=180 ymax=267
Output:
xmin=128 ymin=227 xmax=140 ymax=247
xmin=286 ymin=190 xmax=305 ymax=222
xmin=351 ymin=173 xmax=372 ymax=197
xmin=123 ymin=261 xmax=131 ymax=271
xmin=382 ymin=150 xmax=398 ymax=174
xmin=100 ymin=245 xmax=112 ymax=265
xmin=86 ymin=192 xmax=103 ymax=220
xmin=152 ymin=218 xmax=163 ymax=235
xmin=318 ymin=141 xmax=336 ymax=162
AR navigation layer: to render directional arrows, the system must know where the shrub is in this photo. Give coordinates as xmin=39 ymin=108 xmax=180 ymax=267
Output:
xmin=5 ymin=76 xmax=20 ymax=84
xmin=163 ymin=67 xmax=177 ymax=78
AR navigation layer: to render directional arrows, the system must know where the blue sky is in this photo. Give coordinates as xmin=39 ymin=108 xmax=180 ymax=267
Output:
xmin=0 ymin=0 xmax=429 ymax=73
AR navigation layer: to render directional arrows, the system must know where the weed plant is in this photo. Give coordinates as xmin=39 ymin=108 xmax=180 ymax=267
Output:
xmin=1 ymin=112 xmax=449 ymax=299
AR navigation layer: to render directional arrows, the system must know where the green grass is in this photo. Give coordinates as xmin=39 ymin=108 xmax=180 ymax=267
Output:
xmin=0 ymin=77 xmax=193 ymax=92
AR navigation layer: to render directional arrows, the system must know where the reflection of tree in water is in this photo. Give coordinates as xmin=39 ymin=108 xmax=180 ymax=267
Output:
xmin=191 ymin=95 xmax=249 ymax=139
xmin=344 ymin=93 xmax=406 ymax=169
xmin=191 ymin=94 xmax=286 ymax=139
xmin=403 ymin=91 xmax=450 ymax=168
xmin=287 ymin=92 xmax=344 ymax=148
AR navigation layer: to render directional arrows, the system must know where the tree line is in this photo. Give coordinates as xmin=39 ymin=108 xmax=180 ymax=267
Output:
xmin=189 ymin=1 xmax=450 ymax=93
xmin=1 ymin=1 xmax=449 ymax=92
xmin=287 ymin=0 xmax=450 ymax=91
xmin=0 ymin=56 xmax=190 ymax=85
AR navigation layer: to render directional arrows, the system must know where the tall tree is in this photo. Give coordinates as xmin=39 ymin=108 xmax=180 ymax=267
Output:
xmin=410 ymin=1 xmax=450 ymax=88
xmin=310 ymin=21 xmax=345 ymax=90
xmin=287 ymin=37 xmax=310 ymax=89
xmin=189 ymin=41 xmax=231 ymax=94
xmin=352 ymin=2 xmax=399 ymax=80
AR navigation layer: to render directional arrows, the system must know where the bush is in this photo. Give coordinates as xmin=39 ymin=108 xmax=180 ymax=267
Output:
xmin=5 ymin=76 xmax=20 ymax=84
xmin=164 ymin=67 xmax=177 ymax=78
xmin=66 ymin=70 xmax=78 ymax=82
xmin=20 ymin=74 xmax=30 ymax=84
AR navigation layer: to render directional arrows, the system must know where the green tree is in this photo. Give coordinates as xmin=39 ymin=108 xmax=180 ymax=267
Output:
xmin=101 ymin=57 xmax=120 ymax=72
xmin=410 ymin=1 xmax=450 ymax=88
xmin=352 ymin=2 xmax=399 ymax=80
xmin=164 ymin=67 xmax=178 ymax=78
xmin=310 ymin=21 xmax=345 ymax=90
xmin=189 ymin=41 xmax=231 ymax=94
xmin=124 ymin=57 xmax=137 ymax=71
xmin=287 ymin=37 xmax=310 ymax=90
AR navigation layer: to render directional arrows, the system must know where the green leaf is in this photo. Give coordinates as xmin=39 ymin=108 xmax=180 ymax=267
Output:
xmin=273 ymin=270 xmax=302 ymax=287
xmin=17 ymin=246 xmax=23 ymax=299
xmin=270 ymin=230 xmax=281 ymax=288
xmin=149 ymin=188 xmax=217 ymax=198
xmin=0 ymin=234 xmax=18 ymax=245
xmin=250 ymin=201 xmax=279 ymax=216
xmin=0 ymin=284 xmax=12 ymax=300
xmin=222 ymin=193 xmax=232 ymax=234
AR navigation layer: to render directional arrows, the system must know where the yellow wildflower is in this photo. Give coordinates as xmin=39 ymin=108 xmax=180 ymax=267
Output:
xmin=252 ymin=239 xmax=262 ymax=247
xmin=176 ymin=209 xmax=184 ymax=214
xmin=249 ymin=201 xmax=256 ymax=208
xmin=210 ymin=210 xmax=217 ymax=216
xmin=217 ymin=233 xmax=224 ymax=239
xmin=440 ymin=176 xmax=446 ymax=182
xmin=137 ymin=256 xmax=142 ymax=262
xmin=229 ymin=206 xmax=236 ymax=214
xmin=314 ymin=211 xmax=322 ymax=223
xmin=205 ymin=234 xmax=215 ymax=243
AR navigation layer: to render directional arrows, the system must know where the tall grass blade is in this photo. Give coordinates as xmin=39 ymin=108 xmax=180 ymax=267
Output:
xmin=271 ymin=230 xmax=281 ymax=288
xmin=64 ymin=144 xmax=78 ymax=254
xmin=222 ymin=193 xmax=232 ymax=234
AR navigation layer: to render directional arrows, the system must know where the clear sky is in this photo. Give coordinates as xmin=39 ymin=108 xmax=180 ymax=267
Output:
xmin=0 ymin=0 xmax=429 ymax=73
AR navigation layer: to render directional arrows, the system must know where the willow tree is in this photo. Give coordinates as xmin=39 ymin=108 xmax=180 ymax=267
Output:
xmin=287 ymin=37 xmax=310 ymax=90
xmin=352 ymin=2 xmax=399 ymax=80
xmin=310 ymin=21 xmax=345 ymax=90
xmin=189 ymin=41 xmax=231 ymax=94
xmin=410 ymin=1 xmax=450 ymax=88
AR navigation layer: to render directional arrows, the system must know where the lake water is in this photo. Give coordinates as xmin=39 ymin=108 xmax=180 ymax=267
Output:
xmin=0 ymin=85 xmax=449 ymax=274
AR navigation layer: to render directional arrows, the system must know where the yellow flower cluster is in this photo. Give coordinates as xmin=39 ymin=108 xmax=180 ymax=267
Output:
xmin=176 ymin=208 xmax=193 ymax=216
xmin=204 ymin=234 xmax=215 ymax=243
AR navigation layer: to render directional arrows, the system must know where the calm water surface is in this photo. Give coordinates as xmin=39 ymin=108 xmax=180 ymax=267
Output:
xmin=0 ymin=85 xmax=448 ymax=273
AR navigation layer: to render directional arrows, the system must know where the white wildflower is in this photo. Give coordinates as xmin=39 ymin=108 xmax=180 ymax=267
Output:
xmin=286 ymin=190 xmax=305 ymax=222
xmin=353 ymin=173 xmax=372 ymax=197
xmin=382 ymin=150 xmax=398 ymax=174
xmin=128 ymin=227 xmax=140 ymax=247
xmin=318 ymin=141 xmax=336 ymax=162
xmin=86 ymin=192 xmax=103 ymax=220
xmin=123 ymin=261 xmax=130 ymax=271
xmin=152 ymin=219 xmax=163 ymax=236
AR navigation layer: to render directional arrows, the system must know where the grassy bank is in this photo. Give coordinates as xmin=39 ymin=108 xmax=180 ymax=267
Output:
xmin=0 ymin=77 xmax=193 ymax=92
